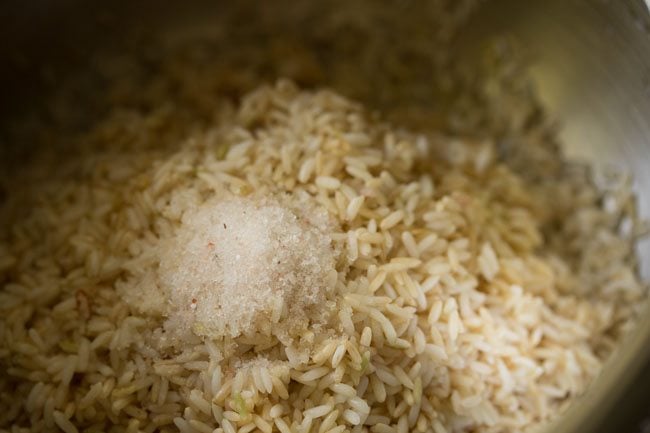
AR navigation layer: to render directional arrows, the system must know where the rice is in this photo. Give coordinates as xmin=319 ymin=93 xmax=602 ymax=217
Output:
xmin=1 ymin=1 xmax=649 ymax=432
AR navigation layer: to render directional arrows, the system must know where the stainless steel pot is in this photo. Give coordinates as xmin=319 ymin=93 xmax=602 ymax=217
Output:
xmin=1 ymin=1 xmax=649 ymax=431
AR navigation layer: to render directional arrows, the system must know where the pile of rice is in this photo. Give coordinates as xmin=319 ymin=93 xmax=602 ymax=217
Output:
xmin=0 ymin=77 xmax=647 ymax=433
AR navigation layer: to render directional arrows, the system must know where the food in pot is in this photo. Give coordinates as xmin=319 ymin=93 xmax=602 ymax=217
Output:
xmin=0 ymin=2 xmax=647 ymax=432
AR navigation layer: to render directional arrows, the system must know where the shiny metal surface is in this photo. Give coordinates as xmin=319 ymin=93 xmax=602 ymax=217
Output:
xmin=1 ymin=0 xmax=650 ymax=431
xmin=460 ymin=0 xmax=650 ymax=275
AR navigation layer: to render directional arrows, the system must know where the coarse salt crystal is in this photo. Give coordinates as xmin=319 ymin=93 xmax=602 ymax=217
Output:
xmin=155 ymin=195 xmax=340 ymax=341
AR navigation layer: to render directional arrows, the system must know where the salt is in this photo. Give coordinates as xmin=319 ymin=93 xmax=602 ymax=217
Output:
xmin=156 ymin=195 xmax=340 ymax=341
